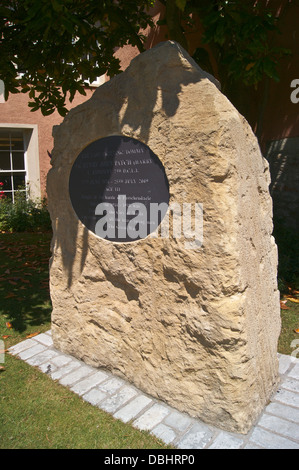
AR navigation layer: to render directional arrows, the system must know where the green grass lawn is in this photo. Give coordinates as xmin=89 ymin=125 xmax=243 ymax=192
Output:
xmin=0 ymin=231 xmax=298 ymax=449
xmin=278 ymin=296 xmax=299 ymax=356
xmin=1 ymin=353 xmax=169 ymax=449
xmin=0 ymin=232 xmax=169 ymax=449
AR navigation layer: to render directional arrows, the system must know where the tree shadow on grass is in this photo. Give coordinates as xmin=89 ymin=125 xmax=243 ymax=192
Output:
xmin=3 ymin=295 xmax=52 ymax=334
xmin=0 ymin=231 xmax=52 ymax=334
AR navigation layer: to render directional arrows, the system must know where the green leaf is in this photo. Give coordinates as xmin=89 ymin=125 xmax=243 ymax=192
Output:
xmin=175 ymin=0 xmax=187 ymax=10
xmin=57 ymin=106 xmax=68 ymax=117
xmin=28 ymin=88 xmax=36 ymax=99
xmin=51 ymin=0 xmax=64 ymax=13
xmin=157 ymin=18 xmax=167 ymax=26
xmin=20 ymin=86 xmax=31 ymax=94
xmin=28 ymin=102 xmax=40 ymax=112
xmin=77 ymin=85 xmax=87 ymax=96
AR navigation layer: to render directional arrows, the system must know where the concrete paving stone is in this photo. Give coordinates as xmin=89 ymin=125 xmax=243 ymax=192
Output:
xmin=176 ymin=422 xmax=214 ymax=450
xmin=98 ymin=377 xmax=126 ymax=395
xmin=257 ymin=414 xmax=299 ymax=441
xmin=50 ymin=354 xmax=73 ymax=368
xmin=133 ymin=403 xmax=170 ymax=431
xmin=113 ymin=395 xmax=153 ymax=423
xmin=265 ymin=402 xmax=299 ymax=424
xmin=207 ymin=431 xmax=244 ymax=449
xmin=100 ymin=386 xmax=138 ymax=414
xmin=26 ymin=348 xmax=59 ymax=367
xmin=164 ymin=411 xmax=193 ymax=433
xmin=249 ymin=426 xmax=299 ymax=449
xmin=288 ymin=363 xmax=299 ymax=380
xmin=34 ymin=333 xmax=54 ymax=347
xmin=59 ymin=364 xmax=95 ymax=387
xmin=82 ymin=387 xmax=107 ymax=406
xmin=278 ymin=354 xmax=298 ymax=375
xmin=151 ymin=423 xmax=177 ymax=445
xmin=274 ymin=388 xmax=299 ymax=408
xmin=50 ymin=360 xmax=82 ymax=381
xmin=279 ymin=377 xmax=299 ymax=394
xmin=70 ymin=370 xmax=109 ymax=396
xmin=39 ymin=362 xmax=57 ymax=374
xmin=9 ymin=338 xmax=38 ymax=355
xmin=17 ymin=343 xmax=47 ymax=361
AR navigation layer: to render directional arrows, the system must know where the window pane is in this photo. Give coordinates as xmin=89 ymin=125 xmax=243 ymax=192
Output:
xmin=12 ymin=152 xmax=25 ymax=170
xmin=0 ymin=131 xmax=10 ymax=151
xmin=13 ymin=172 xmax=26 ymax=190
xmin=0 ymin=173 xmax=12 ymax=190
xmin=11 ymin=131 xmax=24 ymax=151
xmin=0 ymin=151 xmax=11 ymax=170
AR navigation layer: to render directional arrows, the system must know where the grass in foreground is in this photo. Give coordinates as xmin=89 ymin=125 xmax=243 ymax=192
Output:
xmin=274 ymin=220 xmax=299 ymax=355
xmin=0 ymin=354 xmax=168 ymax=449
xmin=0 ymin=232 xmax=169 ymax=449
xmin=278 ymin=295 xmax=299 ymax=356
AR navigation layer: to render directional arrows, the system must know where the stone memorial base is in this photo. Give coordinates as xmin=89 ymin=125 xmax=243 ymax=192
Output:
xmin=47 ymin=41 xmax=281 ymax=434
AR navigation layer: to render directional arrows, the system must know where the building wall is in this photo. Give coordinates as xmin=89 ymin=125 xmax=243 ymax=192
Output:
xmin=0 ymin=89 xmax=95 ymax=198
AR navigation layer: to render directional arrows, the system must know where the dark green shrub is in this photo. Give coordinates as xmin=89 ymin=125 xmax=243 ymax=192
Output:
xmin=273 ymin=218 xmax=299 ymax=293
xmin=0 ymin=192 xmax=51 ymax=232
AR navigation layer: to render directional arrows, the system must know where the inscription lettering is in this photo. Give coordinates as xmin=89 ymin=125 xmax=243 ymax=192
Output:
xmin=69 ymin=135 xmax=169 ymax=242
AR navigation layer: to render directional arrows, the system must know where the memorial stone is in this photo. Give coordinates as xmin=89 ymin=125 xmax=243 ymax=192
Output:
xmin=47 ymin=41 xmax=281 ymax=433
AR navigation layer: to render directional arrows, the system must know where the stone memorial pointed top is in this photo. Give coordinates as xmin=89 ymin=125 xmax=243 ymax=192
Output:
xmin=47 ymin=41 xmax=281 ymax=434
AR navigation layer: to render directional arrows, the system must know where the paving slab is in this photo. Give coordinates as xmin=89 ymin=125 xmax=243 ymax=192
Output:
xmin=17 ymin=342 xmax=47 ymax=361
xmin=248 ymin=426 xmax=299 ymax=449
xmin=176 ymin=422 xmax=214 ymax=449
xmin=289 ymin=363 xmax=299 ymax=380
xmin=70 ymin=370 xmax=109 ymax=396
xmin=113 ymin=395 xmax=153 ymax=423
xmin=59 ymin=364 xmax=95 ymax=387
xmin=8 ymin=332 xmax=299 ymax=449
xmin=164 ymin=411 xmax=193 ymax=433
xmin=82 ymin=387 xmax=107 ymax=406
xmin=151 ymin=423 xmax=177 ymax=445
xmin=100 ymin=386 xmax=138 ymax=414
xmin=207 ymin=431 xmax=244 ymax=450
xmin=133 ymin=403 xmax=170 ymax=431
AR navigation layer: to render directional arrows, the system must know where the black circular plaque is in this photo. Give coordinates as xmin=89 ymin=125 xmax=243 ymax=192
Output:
xmin=69 ymin=135 xmax=169 ymax=242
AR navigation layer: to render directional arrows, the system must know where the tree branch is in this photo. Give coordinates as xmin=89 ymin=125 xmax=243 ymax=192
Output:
xmin=165 ymin=0 xmax=189 ymax=51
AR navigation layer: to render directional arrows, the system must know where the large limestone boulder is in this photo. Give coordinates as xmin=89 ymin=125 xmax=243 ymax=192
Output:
xmin=47 ymin=41 xmax=281 ymax=433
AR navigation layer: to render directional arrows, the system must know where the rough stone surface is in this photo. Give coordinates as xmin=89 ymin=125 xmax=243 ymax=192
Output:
xmin=47 ymin=41 xmax=281 ymax=433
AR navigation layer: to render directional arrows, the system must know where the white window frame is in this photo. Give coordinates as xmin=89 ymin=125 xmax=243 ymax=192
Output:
xmin=0 ymin=124 xmax=41 ymax=201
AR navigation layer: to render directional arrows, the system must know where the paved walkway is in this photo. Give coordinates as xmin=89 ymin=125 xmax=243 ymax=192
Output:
xmin=9 ymin=330 xmax=299 ymax=449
